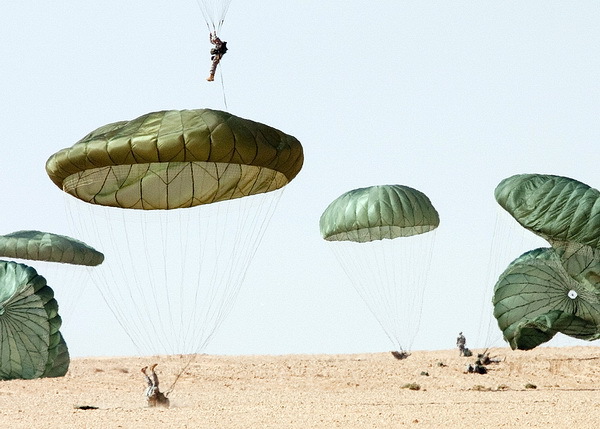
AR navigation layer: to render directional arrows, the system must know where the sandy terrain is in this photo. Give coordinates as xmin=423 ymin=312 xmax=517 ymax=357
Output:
xmin=1 ymin=346 xmax=599 ymax=428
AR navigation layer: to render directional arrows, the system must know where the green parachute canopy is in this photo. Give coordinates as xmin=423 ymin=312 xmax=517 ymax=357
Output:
xmin=44 ymin=332 xmax=70 ymax=377
xmin=493 ymin=244 xmax=600 ymax=350
xmin=320 ymin=184 xmax=440 ymax=243
xmin=320 ymin=184 xmax=439 ymax=353
xmin=495 ymin=174 xmax=600 ymax=249
xmin=0 ymin=230 xmax=104 ymax=266
xmin=46 ymin=109 xmax=303 ymax=210
xmin=45 ymin=109 xmax=303 ymax=356
xmin=0 ymin=261 xmax=69 ymax=379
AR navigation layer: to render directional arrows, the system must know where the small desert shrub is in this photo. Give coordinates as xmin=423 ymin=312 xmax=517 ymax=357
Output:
xmin=402 ymin=382 xmax=421 ymax=391
xmin=471 ymin=385 xmax=491 ymax=391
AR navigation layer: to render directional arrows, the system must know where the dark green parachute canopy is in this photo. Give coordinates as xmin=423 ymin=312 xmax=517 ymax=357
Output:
xmin=495 ymin=174 xmax=600 ymax=249
xmin=43 ymin=332 xmax=70 ymax=378
xmin=0 ymin=261 xmax=69 ymax=379
xmin=45 ymin=109 xmax=304 ymax=210
xmin=0 ymin=230 xmax=104 ymax=266
xmin=320 ymin=184 xmax=440 ymax=243
xmin=493 ymin=244 xmax=600 ymax=350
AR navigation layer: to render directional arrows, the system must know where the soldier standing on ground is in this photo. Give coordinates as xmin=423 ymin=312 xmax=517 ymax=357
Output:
xmin=456 ymin=332 xmax=467 ymax=356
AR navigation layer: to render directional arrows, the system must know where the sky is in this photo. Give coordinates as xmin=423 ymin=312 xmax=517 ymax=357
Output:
xmin=1 ymin=1 xmax=600 ymax=358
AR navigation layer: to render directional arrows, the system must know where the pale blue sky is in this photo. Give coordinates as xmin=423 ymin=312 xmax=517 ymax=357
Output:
xmin=1 ymin=1 xmax=599 ymax=357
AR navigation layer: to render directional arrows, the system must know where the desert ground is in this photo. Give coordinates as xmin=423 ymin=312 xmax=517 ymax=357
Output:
xmin=1 ymin=346 xmax=599 ymax=428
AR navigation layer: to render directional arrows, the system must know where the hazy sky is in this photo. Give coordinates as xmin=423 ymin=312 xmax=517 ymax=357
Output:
xmin=1 ymin=1 xmax=600 ymax=357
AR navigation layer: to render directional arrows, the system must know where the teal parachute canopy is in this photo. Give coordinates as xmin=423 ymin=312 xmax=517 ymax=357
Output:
xmin=493 ymin=244 xmax=600 ymax=350
xmin=495 ymin=174 xmax=600 ymax=249
xmin=320 ymin=184 xmax=440 ymax=243
xmin=0 ymin=230 xmax=104 ymax=266
xmin=0 ymin=261 xmax=69 ymax=379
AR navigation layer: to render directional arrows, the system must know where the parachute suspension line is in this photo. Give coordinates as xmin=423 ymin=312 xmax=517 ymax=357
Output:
xmin=173 ymin=204 xmax=221 ymax=354
xmin=161 ymin=207 xmax=190 ymax=354
xmin=219 ymin=66 xmax=228 ymax=110
xmin=180 ymin=201 xmax=223 ymax=352
xmin=374 ymin=239 xmax=401 ymax=350
xmin=214 ymin=0 xmax=232 ymax=34
xmin=177 ymin=205 xmax=196 ymax=351
xmin=115 ymin=209 xmax=166 ymax=354
xmin=329 ymin=231 xmax=436 ymax=354
xmin=331 ymin=242 xmax=403 ymax=351
xmin=113 ymin=209 xmax=148 ymax=350
xmin=64 ymin=197 xmax=203 ymax=355
xmin=126 ymin=210 xmax=170 ymax=353
xmin=129 ymin=171 xmax=283 ymax=356
xmin=194 ymin=0 xmax=233 ymax=34
xmin=165 ymin=355 xmax=194 ymax=397
xmin=179 ymin=187 xmax=284 ymax=353
xmin=64 ymin=197 xmax=143 ymax=353
xmin=476 ymin=211 xmax=504 ymax=350
xmin=476 ymin=208 xmax=547 ymax=350
xmin=160 ymin=191 xmax=252 ymax=397
xmin=195 ymin=0 xmax=215 ymax=33
xmin=477 ymin=210 xmax=523 ymax=350
xmin=405 ymin=230 xmax=437 ymax=351
xmin=139 ymin=210 xmax=175 ymax=354
xmin=395 ymin=232 xmax=436 ymax=352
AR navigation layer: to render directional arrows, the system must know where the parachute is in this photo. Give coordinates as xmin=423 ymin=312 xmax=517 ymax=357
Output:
xmin=46 ymin=109 xmax=302 ymax=210
xmin=493 ymin=174 xmax=600 ymax=349
xmin=493 ymin=245 xmax=600 ymax=350
xmin=0 ymin=261 xmax=69 ymax=379
xmin=46 ymin=108 xmax=303 ymax=356
xmin=495 ymin=174 xmax=600 ymax=249
xmin=0 ymin=230 xmax=104 ymax=329
xmin=0 ymin=230 xmax=104 ymax=266
xmin=320 ymin=184 xmax=440 ymax=354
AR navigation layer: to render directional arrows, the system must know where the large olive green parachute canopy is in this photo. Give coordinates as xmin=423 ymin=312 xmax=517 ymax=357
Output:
xmin=46 ymin=109 xmax=304 ymax=210
xmin=495 ymin=174 xmax=600 ymax=249
xmin=0 ymin=230 xmax=104 ymax=266
xmin=44 ymin=109 xmax=303 ymax=356
xmin=0 ymin=261 xmax=69 ymax=379
xmin=320 ymin=185 xmax=440 ymax=243
xmin=493 ymin=244 xmax=600 ymax=350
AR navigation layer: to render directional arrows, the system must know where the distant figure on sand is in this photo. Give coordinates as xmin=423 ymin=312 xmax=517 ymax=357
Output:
xmin=142 ymin=364 xmax=170 ymax=408
xmin=466 ymin=363 xmax=487 ymax=374
xmin=456 ymin=332 xmax=471 ymax=356
xmin=477 ymin=351 xmax=502 ymax=365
